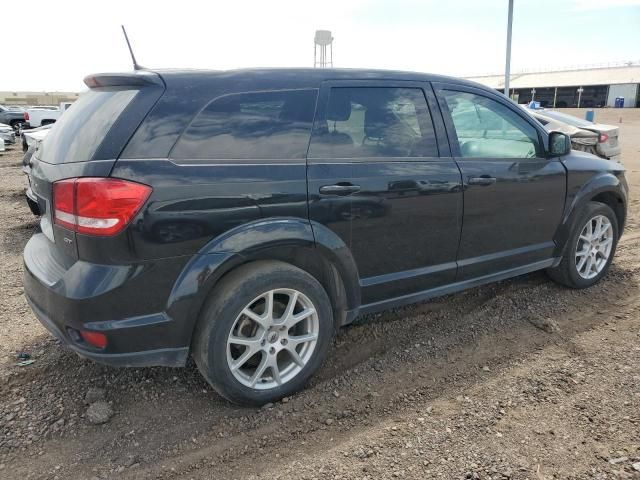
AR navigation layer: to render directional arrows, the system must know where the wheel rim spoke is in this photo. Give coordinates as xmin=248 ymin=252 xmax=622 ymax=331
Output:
xmin=286 ymin=307 xmax=316 ymax=329
xmin=289 ymin=332 xmax=318 ymax=346
xmin=249 ymin=353 xmax=269 ymax=387
xmin=241 ymin=307 xmax=268 ymax=330
xmin=286 ymin=347 xmax=306 ymax=367
xmin=228 ymin=335 xmax=260 ymax=348
xmin=270 ymin=359 xmax=282 ymax=385
xmin=594 ymin=216 xmax=603 ymax=238
xmin=278 ymin=291 xmax=299 ymax=325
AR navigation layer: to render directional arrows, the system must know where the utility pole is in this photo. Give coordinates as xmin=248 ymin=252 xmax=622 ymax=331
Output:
xmin=504 ymin=0 xmax=514 ymax=97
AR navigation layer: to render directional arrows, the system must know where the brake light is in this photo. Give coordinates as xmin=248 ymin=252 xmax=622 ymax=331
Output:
xmin=53 ymin=178 xmax=151 ymax=236
xmin=598 ymin=133 xmax=609 ymax=143
xmin=24 ymin=111 xmax=29 ymax=121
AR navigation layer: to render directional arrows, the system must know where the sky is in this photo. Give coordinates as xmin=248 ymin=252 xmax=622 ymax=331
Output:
xmin=1 ymin=0 xmax=639 ymax=92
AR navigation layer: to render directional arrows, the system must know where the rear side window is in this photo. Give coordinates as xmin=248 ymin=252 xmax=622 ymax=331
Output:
xmin=172 ymin=89 xmax=318 ymax=160
xmin=308 ymin=87 xmax=438 ymax=159
xmin=38 ymin=88 xmax=138 ymax=164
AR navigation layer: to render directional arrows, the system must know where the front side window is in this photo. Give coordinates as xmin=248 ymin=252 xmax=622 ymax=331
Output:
xmin=308 ymin=87 xmax=438 ymax=159
xmin=172 ymin=89 xmax=318 ymax=160
xmin=442 ymin=90 xmax=541 ymax=159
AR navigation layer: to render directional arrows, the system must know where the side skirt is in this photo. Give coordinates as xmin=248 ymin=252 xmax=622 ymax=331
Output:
xmin=352 ymin=258 xmax=558 ymax=320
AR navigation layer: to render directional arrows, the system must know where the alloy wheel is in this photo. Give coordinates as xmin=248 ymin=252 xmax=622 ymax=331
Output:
xmin=226 ymin=288 xmax=319 ymax=390
xmin=575 ymin=214 xmax=613 ymax=280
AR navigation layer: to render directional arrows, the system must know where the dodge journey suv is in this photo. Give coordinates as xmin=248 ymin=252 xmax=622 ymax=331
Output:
xmin=23 ymin=68 xmax=628 ymax=405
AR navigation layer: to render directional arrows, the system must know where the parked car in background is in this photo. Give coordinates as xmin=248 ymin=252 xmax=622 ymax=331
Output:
xmin=21 ymin=123 xmax=52 ymax=152
xmin=24 ymin=102 xmax=73 ymax=129
xmin=0 ymin=105 xmax=27 ymax=132
xmin=23 ymin=68 xmax=628 ymax=406
xmin=0 ymin=123 xmax=16 ymax=145
xmin=522 ymin=108 xmax=599 ymax=156
xmin=525 ymin=108 xmax=621 ymax=161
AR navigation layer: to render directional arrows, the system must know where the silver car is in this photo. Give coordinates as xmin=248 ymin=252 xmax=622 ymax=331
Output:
xmin=0 ymin=123 xmax=16 ymax=145
xmin=531 ymin=110 xmax=621 ymax=161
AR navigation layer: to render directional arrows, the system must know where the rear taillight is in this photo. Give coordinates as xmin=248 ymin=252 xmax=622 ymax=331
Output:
xmin=598 ymin=133 xmax=609 ymax=143
xmin=24 ymin=111 xmax=29 ymax=121
xmin=53 ymin=178 xmax=151 ymax=236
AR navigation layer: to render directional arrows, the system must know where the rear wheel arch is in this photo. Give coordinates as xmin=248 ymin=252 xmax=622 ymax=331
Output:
xmin=166 ymin=219 xmax=361 ymax=352
xmin=189 ymin=244 xmax=356 ymax=338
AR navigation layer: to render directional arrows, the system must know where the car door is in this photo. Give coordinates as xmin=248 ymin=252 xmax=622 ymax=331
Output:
xmin=434 ymin=83 xmax=566 ymax=280
xmin=307 ymin=81 xmax=463 ymax=306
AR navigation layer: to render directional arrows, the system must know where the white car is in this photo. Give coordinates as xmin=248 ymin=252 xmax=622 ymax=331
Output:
xmin=21 ymin=124 xmax=52 ymax=152
xmin=23 ymin=102 xmax=73 ymax=128
xmin=0 ymin=123 xmax=16 ymax=145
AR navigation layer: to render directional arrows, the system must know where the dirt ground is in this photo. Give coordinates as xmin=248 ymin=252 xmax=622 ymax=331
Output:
xmin=1 ymin=108 xmax=639 ymax=480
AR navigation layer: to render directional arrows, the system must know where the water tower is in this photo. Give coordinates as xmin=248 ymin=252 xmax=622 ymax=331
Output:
xmin=314 ymin=30 xmax=333 ymax=68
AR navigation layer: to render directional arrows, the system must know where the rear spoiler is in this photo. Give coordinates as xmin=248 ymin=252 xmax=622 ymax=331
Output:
xmin=84 ymin=71 xmax=164 ymax=88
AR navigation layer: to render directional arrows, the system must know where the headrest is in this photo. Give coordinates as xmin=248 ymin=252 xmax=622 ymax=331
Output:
xmin=326 ymin=90 xmax=352 ymax=121
xmin=364 ymin=106 xmax=392 ymax=138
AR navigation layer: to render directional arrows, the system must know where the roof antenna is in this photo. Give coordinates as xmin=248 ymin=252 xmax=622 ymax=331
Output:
xmin=121 ymin=25 xmax=143 ymax=70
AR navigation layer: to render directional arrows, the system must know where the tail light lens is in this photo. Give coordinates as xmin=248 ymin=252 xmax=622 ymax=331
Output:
xmin=53 ymin=178 xmax=151 ymax=236
xmin=598 ymin=133 xmax=609 ymax=143
xmin=24 ymin=111 xmax=30 ymax=121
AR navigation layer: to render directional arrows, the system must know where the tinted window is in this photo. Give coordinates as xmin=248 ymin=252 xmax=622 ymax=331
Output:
xmin=308 ymin=87 xmax=438 ymax=159
xmin=172 ymin=89 xmax=317 ymax=160
xmin=442 ymin=91 xmax=541 ymax=158
xmin=38 ymin=88 xmax=138 ymax=164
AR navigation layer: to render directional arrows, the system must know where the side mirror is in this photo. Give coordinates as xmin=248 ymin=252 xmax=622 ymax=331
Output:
xmin=548 ymin=131 xmax=571 ymax=157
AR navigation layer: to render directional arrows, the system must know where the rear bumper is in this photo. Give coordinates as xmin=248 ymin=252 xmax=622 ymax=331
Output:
xmin=23 ymin=233 xmax=192 ymax=367
xmin=26 ymin=296 xmax=188 ymax=367
xmin=597 ymin=145 xmax=622 ymax=160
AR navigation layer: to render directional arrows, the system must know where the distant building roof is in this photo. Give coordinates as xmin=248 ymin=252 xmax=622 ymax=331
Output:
xmin=466 ymin=65 xmax=640 ymax=90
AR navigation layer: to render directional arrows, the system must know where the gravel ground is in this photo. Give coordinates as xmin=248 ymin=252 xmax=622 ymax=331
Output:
xmin=1 ymin=108 xmax=639 ymax=480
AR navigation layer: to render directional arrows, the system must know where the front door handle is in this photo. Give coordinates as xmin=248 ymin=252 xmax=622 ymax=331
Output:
xmin=468 ymin=176 xmax=496 ymax=186
xmin=319 ymin=184 xmax=361 ymax=196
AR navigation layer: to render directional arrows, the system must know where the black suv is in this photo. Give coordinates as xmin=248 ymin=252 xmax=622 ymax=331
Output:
xmin=23 ymin=69 xmax=628 ymax=405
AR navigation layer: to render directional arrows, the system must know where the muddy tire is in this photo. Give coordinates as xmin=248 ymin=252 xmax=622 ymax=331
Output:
xmin=547 ymin=201 xmax=618 ymax=288
xmin=193 ymin=260 xmax=334 ymax=406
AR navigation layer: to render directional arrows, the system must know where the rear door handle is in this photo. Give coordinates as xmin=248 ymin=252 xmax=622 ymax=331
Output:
xmin=468 ymin=176 xmax=496 ymax=186
xmin=319 ymin=184 xmax=361 ymax=196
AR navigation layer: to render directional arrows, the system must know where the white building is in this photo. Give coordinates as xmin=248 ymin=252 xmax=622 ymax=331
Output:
xmin=466 ymin=64 xmax=640 ymax=108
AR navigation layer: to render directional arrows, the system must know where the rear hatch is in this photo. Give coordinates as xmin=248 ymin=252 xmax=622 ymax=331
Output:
xmin=28 ymin=71 xmax=165 ymax=260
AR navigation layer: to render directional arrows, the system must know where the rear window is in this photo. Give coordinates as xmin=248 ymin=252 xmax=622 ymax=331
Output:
xmin=171 ymin=89 xmax=318 ymax=160
xmin=38 ymin=88 xmax=138 ymax=164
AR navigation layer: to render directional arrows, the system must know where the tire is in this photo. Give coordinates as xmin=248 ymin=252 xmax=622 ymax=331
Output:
xmin=10 ymin=120 xmax=24 ymax=134
xmin=546 ymin=201 xmax=618 ymax=288
xmin=193 ymin=260 xmax=334 ymax=406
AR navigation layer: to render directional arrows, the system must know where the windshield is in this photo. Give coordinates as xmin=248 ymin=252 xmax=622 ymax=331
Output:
xmin=37 ymin=88 xmax=138 ymax=164
xmin=540 ymin=110 xmax=594 ymax=128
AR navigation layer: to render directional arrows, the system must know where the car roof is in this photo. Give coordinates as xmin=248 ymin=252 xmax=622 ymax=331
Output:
xmin=152 ymin=67 xmax=488 ymax=91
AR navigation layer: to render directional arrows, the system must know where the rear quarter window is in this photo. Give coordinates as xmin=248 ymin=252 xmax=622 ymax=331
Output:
xmin=37 ymin=88 xmax=138 ymax=164
xmin=171 ymin=89 xmax=318 ymax=160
